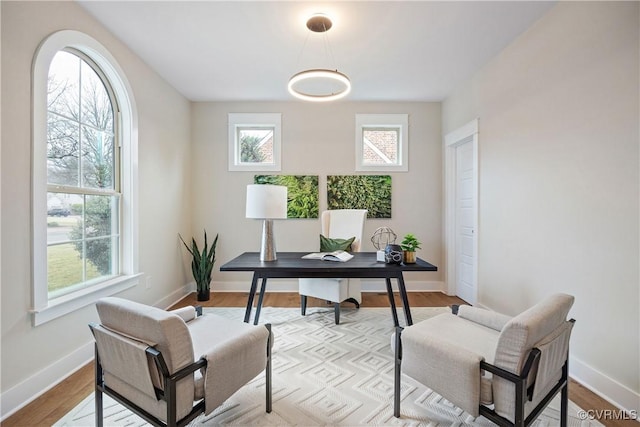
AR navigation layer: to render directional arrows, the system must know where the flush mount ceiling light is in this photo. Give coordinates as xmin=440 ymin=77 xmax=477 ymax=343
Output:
xmin=287 ymin=14 xmax=351 ymax=102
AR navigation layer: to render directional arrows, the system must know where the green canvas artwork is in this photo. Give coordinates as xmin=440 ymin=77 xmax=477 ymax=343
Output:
xmin=327 ymin=175 xmax=392 ymax=218
xmin=254 ymin=175 xmax=319 ymax=218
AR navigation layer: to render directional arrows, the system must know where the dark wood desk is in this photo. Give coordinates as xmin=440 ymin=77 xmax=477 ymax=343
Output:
xmin=219 ymin=252 xmax=437 ymax=327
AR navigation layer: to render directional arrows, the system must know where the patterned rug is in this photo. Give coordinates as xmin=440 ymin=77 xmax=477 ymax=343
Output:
xmin=55 ymin=306 xmax=601 ymax=426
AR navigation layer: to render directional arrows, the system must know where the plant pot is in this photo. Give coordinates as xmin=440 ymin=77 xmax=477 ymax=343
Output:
xmin=197 ymin=288 xmax=210 ymax=301
xmin=403 ymin=251 xmax=416 ymax=264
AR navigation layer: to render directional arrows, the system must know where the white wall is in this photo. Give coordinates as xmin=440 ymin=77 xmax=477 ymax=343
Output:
xmin=442 ymin=1 xmax=639 ymax=412
xmin=191 ymin=101 xmax=443 ymax=292
xmin=0 ymin=1 xmax=192 ymax=418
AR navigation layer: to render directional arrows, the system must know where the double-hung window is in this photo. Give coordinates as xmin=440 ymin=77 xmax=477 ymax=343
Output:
xmin=32 ymin=31 xmax=139 ymax=325
xmin=46 ymin=49 xmax=120 ymax=298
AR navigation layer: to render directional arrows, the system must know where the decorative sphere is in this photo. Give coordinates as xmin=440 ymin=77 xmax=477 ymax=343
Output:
xmin=371 ymin=227 xmax=397 ymax=250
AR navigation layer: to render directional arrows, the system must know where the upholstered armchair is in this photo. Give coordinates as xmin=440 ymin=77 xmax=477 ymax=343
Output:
xmin=394 ymin=293 xmax=575 ymax=427
xmin=89 ymin=297 xmax=272 ymax=427
xmin=299 ymin=209 xmax=367 ymax=324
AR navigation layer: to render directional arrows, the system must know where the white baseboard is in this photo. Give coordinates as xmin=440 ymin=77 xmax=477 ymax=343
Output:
xmin=211 ymin=279 xmax=445 ymax=293
xmin=570 ymin=355 xmax=640 ymax=417
xmin=0 ymin=341 xmax=94 ymax=421
xmin=362 ymin=279 xmax=445 ymax=293
xmin=157 ymin=282 xmax=194 ymax=309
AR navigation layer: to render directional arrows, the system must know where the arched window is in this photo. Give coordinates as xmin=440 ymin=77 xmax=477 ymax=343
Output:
xmin=32 ymin=31 xmax=139 ymax=325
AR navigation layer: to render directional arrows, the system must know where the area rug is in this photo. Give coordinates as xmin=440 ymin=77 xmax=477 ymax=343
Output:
xmin=55 ymin=306 xmax=601 ymax=426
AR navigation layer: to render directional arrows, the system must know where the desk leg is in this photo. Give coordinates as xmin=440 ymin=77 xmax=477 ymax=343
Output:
xmin=397 ymin=274 xmax=413 ymax=326
xmin=244 ymin=273 xmax=259 ymax=323
xmin=385 ymin=278 xmax=400 ymax=328
xmin=254 ymin=278 xmax=268 ymax=325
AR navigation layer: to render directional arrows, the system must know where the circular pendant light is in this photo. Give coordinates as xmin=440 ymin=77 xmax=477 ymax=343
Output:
xmin=288 ymin=68 xmax=351 ymax=102
xmin=288 ymin=14 xmax=351 ymax=102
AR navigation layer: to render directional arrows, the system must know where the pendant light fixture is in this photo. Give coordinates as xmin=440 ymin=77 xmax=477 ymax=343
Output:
xmin=288 ymin=14 xmax=351 ymax=102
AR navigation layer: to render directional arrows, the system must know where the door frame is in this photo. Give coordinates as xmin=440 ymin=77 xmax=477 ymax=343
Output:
xmin=444 ymin=119 xmax=479 ymax=302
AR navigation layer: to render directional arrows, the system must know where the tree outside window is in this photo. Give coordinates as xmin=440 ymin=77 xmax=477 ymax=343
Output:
xmin=239 ymin=128 xmax=274 ymax=163
xmin=46 ymin=49 xmax=120 ymax=298
xmin=228 ymin=113 xmax=281 ymax=171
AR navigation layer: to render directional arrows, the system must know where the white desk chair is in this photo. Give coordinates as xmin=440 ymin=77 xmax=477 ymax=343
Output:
xmin=299 ymin=209 xmax=367 ymax=324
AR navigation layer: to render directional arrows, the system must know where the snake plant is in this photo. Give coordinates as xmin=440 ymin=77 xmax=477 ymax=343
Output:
xmin=179 ymin=230 xmax=218 ymax=300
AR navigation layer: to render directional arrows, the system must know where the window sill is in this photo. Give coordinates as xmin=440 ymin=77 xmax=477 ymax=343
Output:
xmin=31 ymin=273 xmax=142 ymax=326
xmin=355 ymin=164 xmax=409 ymax=172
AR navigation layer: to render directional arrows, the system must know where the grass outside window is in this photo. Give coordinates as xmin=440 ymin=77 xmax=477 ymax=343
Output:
xmin=47 ymin=243 xmax=100 ymax=293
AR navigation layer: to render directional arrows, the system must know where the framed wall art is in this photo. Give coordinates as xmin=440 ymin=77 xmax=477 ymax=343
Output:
xmin=254 ymin=175 xmax=319 ymax=218
xmin=327 ymin=175 xmax=392 ymax=218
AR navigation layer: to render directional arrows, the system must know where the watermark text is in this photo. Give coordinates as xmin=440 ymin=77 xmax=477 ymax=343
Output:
xmin=577 ymin=409 xmax=638 ymax=421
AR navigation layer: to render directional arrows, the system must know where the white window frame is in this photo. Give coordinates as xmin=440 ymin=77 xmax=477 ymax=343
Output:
xmin=355 ymin=113 xmax=409 ymax=172
xmin=32 ymin=30 xmax=140 ymax=326
xmin=228 ymin=113 xmax=281 ymax=171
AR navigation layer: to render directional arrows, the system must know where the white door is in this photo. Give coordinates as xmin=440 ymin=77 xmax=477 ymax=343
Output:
xmin=455 ymin=141 xmax=477 ymax=304
xmin=445 ymin=119 xmax=478 ymax=305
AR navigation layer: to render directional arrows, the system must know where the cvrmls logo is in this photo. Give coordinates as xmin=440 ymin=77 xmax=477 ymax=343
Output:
xmin=577 ymin=409 xmax=638 ymax=421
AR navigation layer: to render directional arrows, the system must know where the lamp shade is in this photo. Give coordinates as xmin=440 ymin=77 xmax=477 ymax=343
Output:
xmin=246 ymin=184 xmax=288 ymax=219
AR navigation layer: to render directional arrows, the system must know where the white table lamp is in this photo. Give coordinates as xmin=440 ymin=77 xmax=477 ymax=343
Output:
xmin=246 ymin=184 xmax=288 ymax=261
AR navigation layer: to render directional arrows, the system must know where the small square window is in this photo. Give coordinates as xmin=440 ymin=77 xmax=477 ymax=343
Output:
xmin=362 ymin=127 xmax=400 ymax=165
xmin=356 ymin=114 xmax=408 ymax=172
xmin=229 ymin=113 xmax=281 ymax=171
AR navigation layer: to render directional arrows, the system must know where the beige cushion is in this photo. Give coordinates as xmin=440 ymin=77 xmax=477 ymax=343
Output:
xmin=95 ymin=297 xmax=197 ymax=422
xmin=188 ymin=314 xmax=270 ymax=415
xmin=458 ymin=305 xmax=512 ymax=332
xmin=92 ymin=325 xmax=157 ymax=399
xmin=170 ymin=306 xmax=197 ymax=323
xmin=399 ymin=294 xmax=574 ymax=421
xmin=492 ymin=293 xmax=574 ymax=421
xmin=480 ymin=376 xmax=493 ymax=405
xmin=401 ymin=313 xmax=500 ymax=416
xmin=531 ymin=321 xmax=573 ymax=401
xmin=95 ymin=297 xmax=272 ymax=421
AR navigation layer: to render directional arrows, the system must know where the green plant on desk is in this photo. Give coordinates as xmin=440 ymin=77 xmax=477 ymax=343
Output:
xmin=400 ymin=233 xmax=421 ymax=264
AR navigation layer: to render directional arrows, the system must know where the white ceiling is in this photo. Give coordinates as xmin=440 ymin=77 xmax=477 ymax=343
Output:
xmin=77 ymin=1 xmax=556 ymax=102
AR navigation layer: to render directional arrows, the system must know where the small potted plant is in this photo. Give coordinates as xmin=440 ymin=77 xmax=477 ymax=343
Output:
xmin=400 ymin=233 xmax=421 ymax=264
xmin=179 ymin=230 xmax=218 ymax=301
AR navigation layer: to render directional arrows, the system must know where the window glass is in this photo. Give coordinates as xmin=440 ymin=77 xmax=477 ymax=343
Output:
xmin=81 ymin=60 xmax=114 ymax=131
xmin=81 ymin=125 xmax=114 ymax=189
xmin=46 ymin=50 xmax=119 ymax=299
xmin=48 ymin=51 xmax=81 ymax=118
xmin=362 ymin=128 xmax=400 ymax=165
xmin=238 ymin=127 xmax=275 ymax=164
xmin=355 ymin=114 xmax=408 ymax=172
xmin=47 ymin=113 xmax=80 ymax=186
xmin=228 ymin=113 xmax=281 ymax=171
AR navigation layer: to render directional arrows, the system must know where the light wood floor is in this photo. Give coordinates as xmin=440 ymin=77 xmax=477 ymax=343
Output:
xmin=3 ymin=292 xmax=634 ymax=427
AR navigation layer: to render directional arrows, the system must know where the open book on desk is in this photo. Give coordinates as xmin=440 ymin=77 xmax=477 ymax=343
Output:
xmin=301 ymin=250 xmax=354 ymax=262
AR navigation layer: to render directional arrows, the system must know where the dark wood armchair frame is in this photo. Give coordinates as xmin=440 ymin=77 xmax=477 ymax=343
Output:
xmin=394 ymin=306 xmax=575 ymax=427
xmin=90 ymin=312 xmax=272 ymax=427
